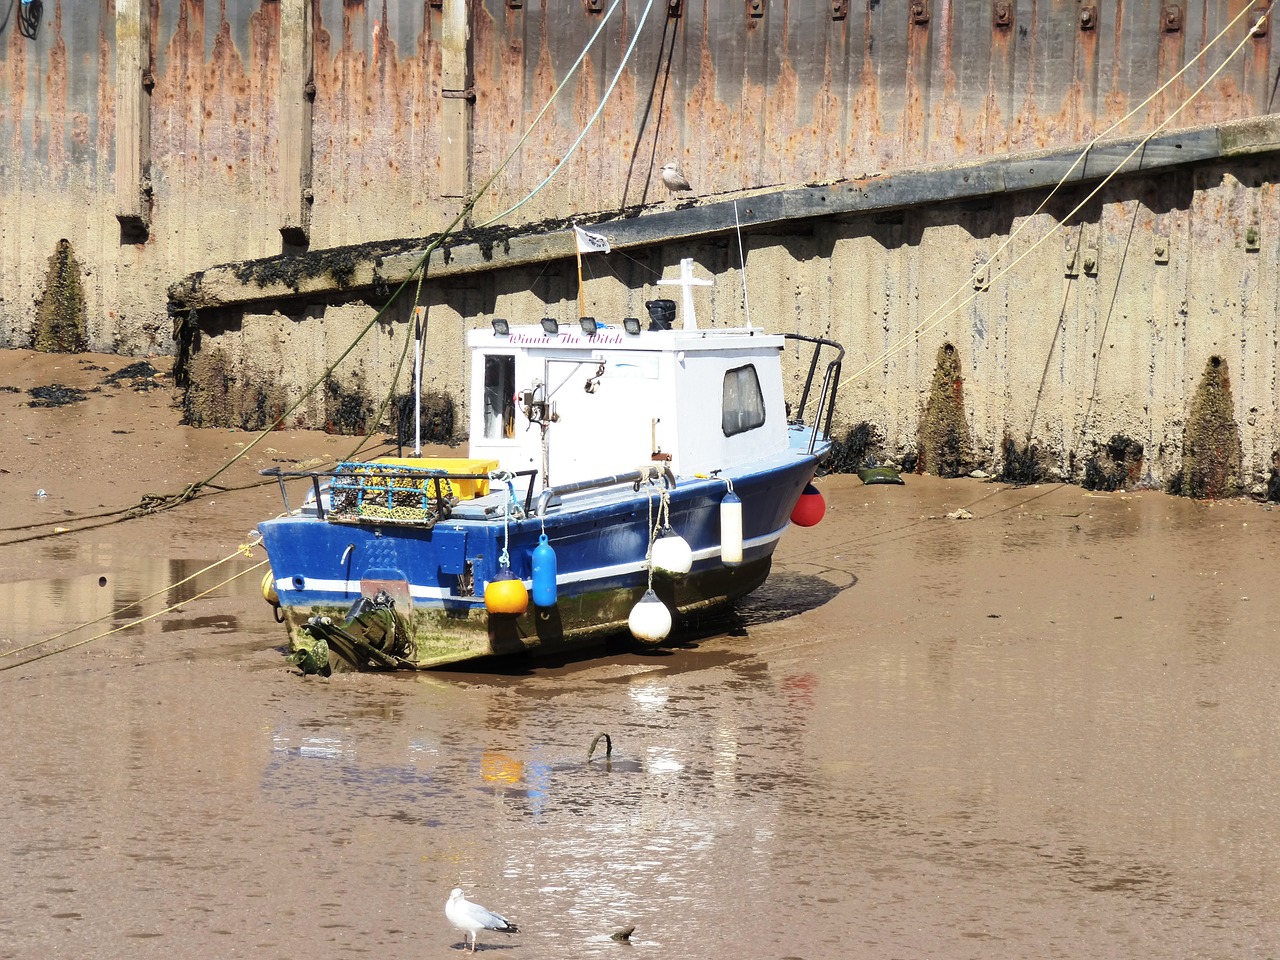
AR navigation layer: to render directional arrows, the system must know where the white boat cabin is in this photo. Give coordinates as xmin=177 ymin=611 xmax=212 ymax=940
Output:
xmin=467 ymin=262 xmax=789 ymax=488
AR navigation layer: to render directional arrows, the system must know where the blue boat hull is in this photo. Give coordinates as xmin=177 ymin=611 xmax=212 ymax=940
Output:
xmin=258 ymin=444 xmax=826 ymax=670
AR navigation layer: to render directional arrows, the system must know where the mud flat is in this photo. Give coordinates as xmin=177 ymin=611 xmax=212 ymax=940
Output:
xmin=2 ymin=349 xmax=1278 ymax=959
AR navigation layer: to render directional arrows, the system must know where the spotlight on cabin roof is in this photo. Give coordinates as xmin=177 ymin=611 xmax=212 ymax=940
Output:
xmin=645 ymin=298 xmax=675 ymax=330
xmin=540 ymin=318 xmax=559 ymax=335
xmin=622 ymin=317 xmax=641 ymax=335
xmin=579 ymin=317 xmax=598 ymax=336
xmin=491 ymin=318 xmax=510 ymax=336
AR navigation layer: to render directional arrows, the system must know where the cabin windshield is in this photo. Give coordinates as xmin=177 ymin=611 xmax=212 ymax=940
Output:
xmin=483 ymin=354 xmax=516 ymax=439
xmin=722 ymin=363 xmax=766 ymax=436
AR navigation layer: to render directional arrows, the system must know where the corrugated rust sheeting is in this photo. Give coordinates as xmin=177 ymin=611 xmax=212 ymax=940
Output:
xmin=1 ymin=2 xmax=1273 ymax=228
xmin=464 ymin=0 xmax=1276 ymax=223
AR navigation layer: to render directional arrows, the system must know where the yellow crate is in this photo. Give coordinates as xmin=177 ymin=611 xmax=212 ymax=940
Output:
xmin=375 ymin=458 xmax=499 ymax=499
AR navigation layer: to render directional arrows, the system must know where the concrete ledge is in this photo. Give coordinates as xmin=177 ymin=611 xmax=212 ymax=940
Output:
xmin=169 ymin=115 xmax=1280 ymax=313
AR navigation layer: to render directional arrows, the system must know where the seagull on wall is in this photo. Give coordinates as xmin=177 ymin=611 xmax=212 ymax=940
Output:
xmin=445 ymin=888 xmax=519 ymax=952
xmin=660 ymin=161 xmax=693 ymax=194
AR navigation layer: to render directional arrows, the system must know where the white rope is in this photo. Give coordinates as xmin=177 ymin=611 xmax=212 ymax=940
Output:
xmin=478 ymin=0 xmax=658 ymax=228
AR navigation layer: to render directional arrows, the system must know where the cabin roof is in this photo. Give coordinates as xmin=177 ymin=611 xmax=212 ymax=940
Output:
xmin=467 ymin=325 xmax=783 ymax=353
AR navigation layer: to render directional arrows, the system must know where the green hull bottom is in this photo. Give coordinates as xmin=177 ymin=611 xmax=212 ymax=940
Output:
xmin=281 ymin=558 xmax=772 ymax=673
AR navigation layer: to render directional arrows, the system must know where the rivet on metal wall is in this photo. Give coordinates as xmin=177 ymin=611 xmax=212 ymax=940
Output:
xmin=1153 ymin=238 xmax=1170 ymax=264
xmin=911 ymin=0 xmax=930 ymax=25
xmin=1079 ymin=4 xmax=1097 ymax=31
xmin=1245 ymin=224 xmax=1261 ymax=252
xmin=832 ymin=0 xmax=848 ymax=20
xmin=1162 ymin=4 xmax=1182 ymax=33
xmin=993 ymin=1 xmax=1011 ymax=29
xmin=746 ymin=0 xmax=764 ymax=19
xmin=583 ymin=0 xmax=603 ymax=12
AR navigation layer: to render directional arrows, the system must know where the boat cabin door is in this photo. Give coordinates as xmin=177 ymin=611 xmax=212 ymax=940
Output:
xmin=542 ymin=355 xmax=660 ymax=487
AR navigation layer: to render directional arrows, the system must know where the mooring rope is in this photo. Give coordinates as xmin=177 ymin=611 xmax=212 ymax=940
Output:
xmin=478 ymin=0 xmax=656 ymax=228
xmin=0 ymin=557 xmax=270 ymax=673
xmin=0 ymin=537 xmax=266 ymax=663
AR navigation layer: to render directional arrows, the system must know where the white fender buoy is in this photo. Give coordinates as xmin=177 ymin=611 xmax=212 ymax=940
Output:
xmin=628 ymin=588 xmax=672 ymax=643
xmin=720 ymin=490 xmax=743 ymax=566
xmin=650 ymin=526 xmax=693 ymax=578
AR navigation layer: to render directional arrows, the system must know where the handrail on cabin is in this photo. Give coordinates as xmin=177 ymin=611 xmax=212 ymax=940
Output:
xmin=784 ymin=333 xmax=845 ymax=455
xmin=535 ymin=465 xmax=676 ymax=518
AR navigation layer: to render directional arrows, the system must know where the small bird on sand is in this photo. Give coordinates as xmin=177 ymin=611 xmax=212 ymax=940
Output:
xmin=660 ymin=161 xmax=692 ymax=194
xmin=446 ymin=888 xmax=518 ymax=952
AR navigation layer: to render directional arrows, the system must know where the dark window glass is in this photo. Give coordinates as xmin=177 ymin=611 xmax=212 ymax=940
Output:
xmin=722 ymin=364 xmax=765 ymax=436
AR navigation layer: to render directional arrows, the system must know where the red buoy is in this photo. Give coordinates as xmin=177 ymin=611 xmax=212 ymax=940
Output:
xmin=790 ymin=482 xmax=826 ymax=527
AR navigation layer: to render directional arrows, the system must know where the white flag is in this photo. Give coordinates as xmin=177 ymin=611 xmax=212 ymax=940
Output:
xmin=573 ymin=226 xmax=611 ymax=255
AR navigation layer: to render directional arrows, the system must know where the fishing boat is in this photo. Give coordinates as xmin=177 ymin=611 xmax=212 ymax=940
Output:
xmin=257 ymin=256 xmax=843 ymax=674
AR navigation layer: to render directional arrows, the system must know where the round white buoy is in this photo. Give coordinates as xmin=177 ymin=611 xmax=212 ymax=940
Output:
xmin=720 ymin=491 xmax=743 ymax=566
xmin=628 ymin=588 xmax=672 ymax=643
xmin=650 ymin=526 xmax=693 ymax=577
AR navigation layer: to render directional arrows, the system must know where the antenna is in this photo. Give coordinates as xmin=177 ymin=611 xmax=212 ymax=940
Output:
xmin=734 ymin=200 xmax=752 ymax=329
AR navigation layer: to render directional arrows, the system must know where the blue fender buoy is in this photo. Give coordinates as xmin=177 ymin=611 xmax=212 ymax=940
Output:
xmin=532 ymin=533 xmax=558 ymax=607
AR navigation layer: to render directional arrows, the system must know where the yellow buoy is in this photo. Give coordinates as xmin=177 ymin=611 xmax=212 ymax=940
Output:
xmin=485 ymin=569 xmax=529 ymax=615
xmin=261 ymin=570 xmax=279 ymax=606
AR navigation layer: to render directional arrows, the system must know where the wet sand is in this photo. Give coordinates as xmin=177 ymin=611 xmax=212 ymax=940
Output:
xmin=2 ymin=350 xmax=1279 ymax=959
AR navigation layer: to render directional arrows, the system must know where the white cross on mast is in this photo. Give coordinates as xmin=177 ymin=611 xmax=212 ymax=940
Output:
xmin=657 ymin=257 xmax=713 ymax=331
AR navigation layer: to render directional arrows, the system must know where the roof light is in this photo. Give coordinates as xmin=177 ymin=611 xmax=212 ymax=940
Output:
xmin=491 ymin=318 xmax=510 ymax=336
xmin=579 ymin=317 xmax=598 ymax=336
xmin=540 ymin=318 xmax=559 ymax=335
xmin=622 ymin=317 xmax=641 ymax=335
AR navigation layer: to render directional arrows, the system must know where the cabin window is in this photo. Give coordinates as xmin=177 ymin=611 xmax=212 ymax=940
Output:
xmin=722 ymin=364 xmax=765 ymax=436
xmin=483 ymin=355 xmax=516 ymax=439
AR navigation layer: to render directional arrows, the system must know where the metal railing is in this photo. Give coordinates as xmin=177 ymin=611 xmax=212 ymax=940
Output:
xmin=260 ymin=465 xmax=538 ymax=520
xmin=784 ymin=333 xmax=845 ymax=455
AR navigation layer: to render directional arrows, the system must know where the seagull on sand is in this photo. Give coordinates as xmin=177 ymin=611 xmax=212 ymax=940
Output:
xmin=446 ymin=887 xmax=518 ymax=952
xmin=660 ymin=161 xmax=692 ymax=194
